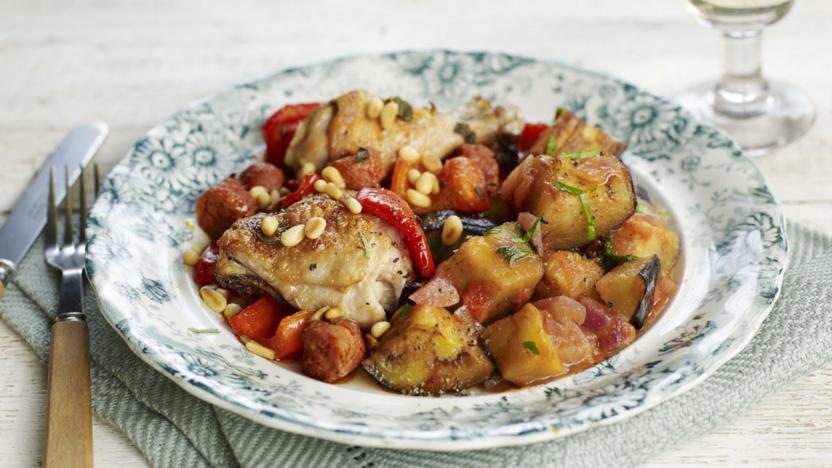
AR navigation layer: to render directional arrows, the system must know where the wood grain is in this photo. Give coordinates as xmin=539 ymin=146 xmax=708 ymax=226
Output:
xmin=43 ymin=320 xmax=93 ymax=468
xmin=0 ymin=0 xmax=830 ymax=466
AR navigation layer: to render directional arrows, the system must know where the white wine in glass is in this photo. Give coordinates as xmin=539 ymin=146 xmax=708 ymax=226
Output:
xmin=677 ymin=0 xmax=814 ymax=156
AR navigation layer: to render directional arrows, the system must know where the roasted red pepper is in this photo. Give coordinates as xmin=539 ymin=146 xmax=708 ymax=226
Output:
xmin=228 ymin=295 xmax=291 ymax=342
xmin=193 ymin=242 xmax=220 ymax=286
xmin=355 ymin=188 xmax=435 ymax=278
xmin=266 ymin=309 xmax=313 ymax=359
xmin=277 ymin=174 xmax=320 ymax=210
xmin=262 ymin=103 xmax=321 ymax=170
xmin=516 ymin=122 xmax=549 ymax=152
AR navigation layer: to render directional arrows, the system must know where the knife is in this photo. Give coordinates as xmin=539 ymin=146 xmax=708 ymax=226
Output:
xmin=0 ymin=123 xmax=108 ymax=299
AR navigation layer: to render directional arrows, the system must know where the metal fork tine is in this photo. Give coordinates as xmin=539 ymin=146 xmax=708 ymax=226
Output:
xmin=79 ymin=165 xmax=87 ymax=244
xmin=64 ymin=167 xmax=73 ymax=247
xmin=46 ymin=168 xmax=58 ymax=249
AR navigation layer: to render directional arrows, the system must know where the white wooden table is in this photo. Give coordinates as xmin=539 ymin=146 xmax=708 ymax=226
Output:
xmin=2 ymin=0 xmax=831 ymax=466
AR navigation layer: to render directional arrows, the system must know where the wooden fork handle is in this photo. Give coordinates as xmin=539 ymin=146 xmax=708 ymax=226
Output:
xmin=44 ymin=319 xmax=93 ymax=468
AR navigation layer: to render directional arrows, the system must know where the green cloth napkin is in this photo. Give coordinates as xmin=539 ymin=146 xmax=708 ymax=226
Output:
xmin=2 ymin=222 xmax=831 ymax=468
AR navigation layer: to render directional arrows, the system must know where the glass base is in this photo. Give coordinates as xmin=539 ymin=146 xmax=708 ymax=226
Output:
xmin=675 ymin=80 xmax=815 ymax=157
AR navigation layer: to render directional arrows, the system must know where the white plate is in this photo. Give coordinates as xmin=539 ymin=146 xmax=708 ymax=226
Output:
xmin=86 ymin=50 xmax=788 ymax=451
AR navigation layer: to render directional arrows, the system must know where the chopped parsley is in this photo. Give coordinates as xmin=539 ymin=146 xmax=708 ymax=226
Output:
xmin=597 ymin=236 xmax=637 ymax=270
xmin=354 ymin=147 xmax=370 ymax=162
xmin=554 ymin=182 xmax=597 ymax=241
xmin=387 ymin=96 xmax=413 ymax=121
xmin=516 ymin=215 xmax=545 ymax=245
xmin=561 ymin=150 xmax=598 ymax=160
xmin=545 ymin=136 xmax=557 ymax=156
xmin=358 ymin=230 xmax=371 ymax=258
xmin=454 ymin=122 xmax=477 ymax=144
xmin=396 ymin=303 xmax=412 ymax=319
xmin=636 ymin=201 xmax=670 ymax=218
xmin=496 ymin=244 xmax=533 ymax=268
xmin=523 ymin=340 xmax=540 ymax=355
xmin=188 ymin=328 xmax=220 ymax=334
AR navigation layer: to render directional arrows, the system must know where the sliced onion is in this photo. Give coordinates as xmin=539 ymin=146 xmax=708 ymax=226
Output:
xmin=517 ymin=212 xmax=544 ymax=255
xmin=533 ymin=296 xmax=587 ymax=325
xmin=409 ymin=276 xmax=460 ymax=308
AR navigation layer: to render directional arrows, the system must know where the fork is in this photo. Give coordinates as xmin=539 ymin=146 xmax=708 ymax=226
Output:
xmin=43 ymin=166 xmax=93 ymax=468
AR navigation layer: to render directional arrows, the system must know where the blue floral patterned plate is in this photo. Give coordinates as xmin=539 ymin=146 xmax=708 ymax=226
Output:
xmin=86 ymin=50 xmax=787 ymax=451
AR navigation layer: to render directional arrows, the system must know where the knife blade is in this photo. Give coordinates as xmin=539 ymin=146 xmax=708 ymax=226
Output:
xmin=0 ymin=123 xmax=108 ymax=298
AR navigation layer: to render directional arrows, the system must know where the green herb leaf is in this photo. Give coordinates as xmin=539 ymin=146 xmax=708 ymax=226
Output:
xmin=188 ymin=328 xmax=220 ymax=334
xmin=636 ymin=201 xmax=670 ymax=218
xmin=597 ymin=236 xmax=637 ymax=270
xmin=545 ymin=136 xmax=557 ymax=156
xmin=518 ymin=215 xmax=545 ymax=244
xmin=554 ymin=182 xmax=597 ymax=241
xmin=561 ymin=150 xmax=598 ymax=160
xmin=388 ymin=96 xmax=413 ymax=121
xmin=358 ymin=230 xmax=371 ymax=258
xmin=454 ymin=122 xmax=477 ymax=144
xmin=497 ymin=244 xmax=532 ymax=268
xmin=523 ymin=340 xmax=540 ymax=355
xmin=354 ymin=147 xmax=370 ymax=162
xmin=397 ymin=303 xmax=412 ymax=319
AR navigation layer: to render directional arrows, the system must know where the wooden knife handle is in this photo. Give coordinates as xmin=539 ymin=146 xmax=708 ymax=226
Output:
xmin=44 ymin=320 xmax=93 ymax=468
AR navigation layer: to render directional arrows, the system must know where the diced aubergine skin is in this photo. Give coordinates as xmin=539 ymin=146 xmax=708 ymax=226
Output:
xmin=500 ymin=154 xmax=636 ymax=250
xmin=426 ymin=222 xmax=544 ymax=324
xmin=595 ymin=255 xmax=661 ymax=329
xmin=418 ymin=210 xmax=498 ymax=236
xmin=362 ymin=304 xmax=494 ymax=395
xmin=535 ymin=250 xmax=605 ymax=300
xmin=609 ymin=213 xmax=680 ymax=277
xmin=483 ymin=303 xmax=566 ymax=386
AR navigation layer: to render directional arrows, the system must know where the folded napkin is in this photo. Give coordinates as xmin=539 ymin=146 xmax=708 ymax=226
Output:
xmin=2 ymin=222 xmax=831 ymax=468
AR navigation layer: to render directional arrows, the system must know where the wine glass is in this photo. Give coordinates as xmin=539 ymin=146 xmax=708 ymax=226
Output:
xmin=676 ymin=0 xmax=815 ymax=156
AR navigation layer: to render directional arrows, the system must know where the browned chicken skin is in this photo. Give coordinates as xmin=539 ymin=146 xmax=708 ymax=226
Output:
xmin=215 ymin=194 xmax=413 ymax=327
xmin=284 ymin=90 xmax=522 ymax=174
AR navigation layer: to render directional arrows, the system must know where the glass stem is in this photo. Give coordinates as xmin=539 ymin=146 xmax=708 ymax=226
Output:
xmin=713 ymin=29 xmax=769 ymax=118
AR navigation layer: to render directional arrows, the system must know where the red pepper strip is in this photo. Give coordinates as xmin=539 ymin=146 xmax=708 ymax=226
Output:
xmin=277 ymin=174 xmax=320 ymax=210
xmin=262 ymin=102 xmax=321 ymax=170
xmin=193 ymin=242 xmax=219 ymax=286
xmin=228 ymin=295 xmax=291 ymax=342
xmin=516 ymin=122 xmax=549 ymax=152
xmin=266 ymin=309 xmax=313 ymax=359
xmin=355 ymin=188 xmax=435 ymax=278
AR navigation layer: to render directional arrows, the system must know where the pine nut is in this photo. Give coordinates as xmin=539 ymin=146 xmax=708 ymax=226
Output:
xmin=223 ymin=303 xmax=243 ymax=318
xmin=430 ymin=173 xmax=441 ymax=194
xmin=324 ymin=305 xmax=344 ymax=320
xmin=342 ymin=197 xmax=362 ymax=214
xmin=407 ymin=168 xmax=421 ymax=184
xmin=371 ymin=321 xmax=391 ymax=338
xmin=183 ymin=249 xmax=200 ymax=267
xmin=280 ymin=224 xmax=305 ymax=247
xmin=324 ymin=182 xmax=343 ymax=200
xmin=311 ymin=306 xmax=330 ymax=321
xmin=406 ymin=189 xmax=431 ymax=208
xmin=442 ymin=215 xmax=463 ymax=246
xmin=420 ymin=155 xmax=443 ymax=173
xmin=270 ymin=189 xmax=282 ymax=205
xmin=304 ymin=216 xmax=327 ymax=239
xmin=365 ymin=96 xmax=384 ymax=119
xmin=249 ymin=185 xmax=270 ymax=209
xmin=261 ymin=216 xmax=279 ymax=237
xmin=239 ymin=335 xmax=252 ymax=344
xmin=415 ymin=172 xmax=434 ymax=195
xmin=321 ymin=166 xmax=346 ymax=189
xmin=199 ymin=285 xmax=227 ymax=313
xmin=380 ymin=101 xmax=399 ymax=130
xmin=245 ymin=340 xmax=276 ymax=360
xmin=313 ymin=178 xmax=328 ymax=192
xmin=398 ymin=145 xmax=419 ymax=163
xmin=297 ymin=161 xmax=316 ymax=179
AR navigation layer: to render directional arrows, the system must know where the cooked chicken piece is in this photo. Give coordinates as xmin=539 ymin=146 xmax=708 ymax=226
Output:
xmin=215 ymin=194 xmax=413 ymax=328
xmin=284 ymin=89 xmax=522 ymax=174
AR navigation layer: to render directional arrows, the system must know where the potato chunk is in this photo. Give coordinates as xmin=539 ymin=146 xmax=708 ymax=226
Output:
xmin=595 ymin=256 xmax=660 ymax=326
xmin=362 ymin=304 xmax=494 ymax=395
xmin=500 ymin=154 xmax=636 ymax=250
xmin=484 ymin=303 xmax=566 ymax=386
xmin=610 ymin=213 xmax=680 ymax=277
xmin=535 ymin=250 xmax=605 ymax=300
xmin=425 ymin=222 xmax=544 ymax=324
